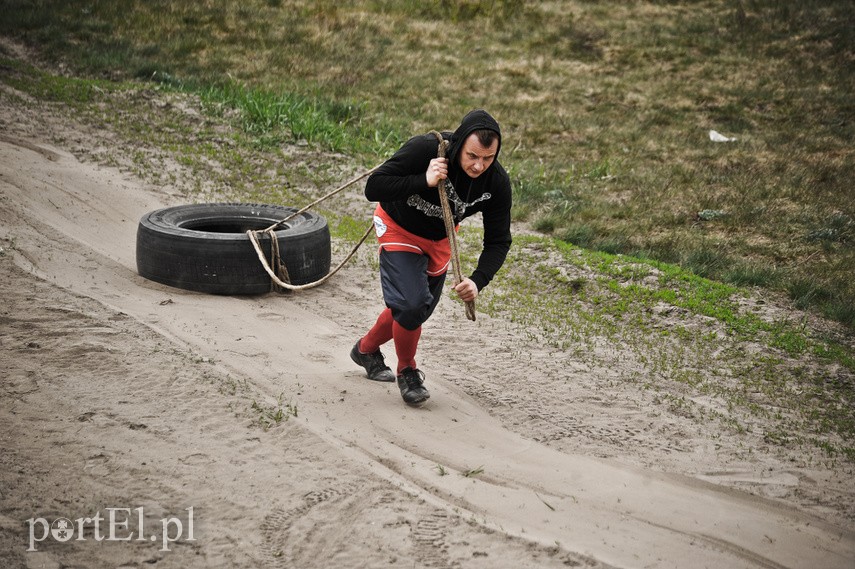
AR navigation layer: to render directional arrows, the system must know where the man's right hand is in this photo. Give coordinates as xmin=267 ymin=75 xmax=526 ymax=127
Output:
xmin=426 ymin=157 xmax=448 ymax=188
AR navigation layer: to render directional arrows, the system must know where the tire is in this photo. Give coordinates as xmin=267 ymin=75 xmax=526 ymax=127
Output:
xmin=136 ymin=203 xmax=331 ymax=294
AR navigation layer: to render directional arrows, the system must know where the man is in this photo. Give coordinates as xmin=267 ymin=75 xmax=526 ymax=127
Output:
xmin=350 ymin=109 xmax=512 ymax=406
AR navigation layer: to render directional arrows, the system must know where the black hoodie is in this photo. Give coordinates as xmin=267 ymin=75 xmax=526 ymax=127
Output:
xmin=365 ymin=110 xmax=512 ymax=290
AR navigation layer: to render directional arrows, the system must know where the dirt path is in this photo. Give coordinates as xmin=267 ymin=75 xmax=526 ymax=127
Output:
xmin=1 ymin=83 xmax=853 ymax=568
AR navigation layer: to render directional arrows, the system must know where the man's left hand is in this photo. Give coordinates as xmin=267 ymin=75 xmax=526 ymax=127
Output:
xmin=454 ymin=278 xmax=479 ymax=302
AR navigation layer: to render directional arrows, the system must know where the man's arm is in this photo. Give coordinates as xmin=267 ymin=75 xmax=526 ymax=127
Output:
xmin=365 ymin=135 xmax=436 ymax=202
xmin=454 ymin=197 xmax=511 ymax=301
xmin=469 ymin=171 xmax=512 ymax=291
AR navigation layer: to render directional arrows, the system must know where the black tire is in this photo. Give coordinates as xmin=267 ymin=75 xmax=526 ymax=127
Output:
xmin=136 ymin=203 xmax=331 ymax=294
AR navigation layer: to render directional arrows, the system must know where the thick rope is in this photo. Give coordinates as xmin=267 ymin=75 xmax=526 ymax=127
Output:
xmin=431 ymin=131 xmax=476 ymax=321
xmin=247 ymin=167 xmax=377 ymax=291
xmin=263 ymin=167 xmax=379 ymax=232
xmin=248 ymin=223 xmax=374 ymax=292
xmin=267 ymin=227 xmax=290 ymax=291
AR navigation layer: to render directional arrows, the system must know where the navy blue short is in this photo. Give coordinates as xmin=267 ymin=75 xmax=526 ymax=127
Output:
xmin=379 ymin=250 xmax=447 ymax=330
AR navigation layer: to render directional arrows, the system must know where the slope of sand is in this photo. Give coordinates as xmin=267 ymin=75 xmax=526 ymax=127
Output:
xmin=1 ymin=82 xmax=853 ymax=568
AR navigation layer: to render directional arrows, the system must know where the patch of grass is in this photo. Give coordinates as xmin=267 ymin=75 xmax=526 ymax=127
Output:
xmin=723 ymin=261 xmax=781 ymax=288
xmin=806 ymin=212 xmax=854 ymax=246
xmin=251 ymin=393 xmax=298 ymax=430
xmin=683 ymin=247 xmax=734 ymax=281
xmin=461 ymin=465 xmax=484 ymax=478
xmin=198 ymin=80 xmax=402 ymax=156
xmin=822 ymin=299 xmax=855 ymax=329
xmin=560 ymin=223 xmax=595 ymax=249
xmin=0 ymin=57 xmax=121 ymax=103
xmin=330 ymin=215 xmax=374 ymax=242
xmin=787 ymin=278 xmax=832 ymax=311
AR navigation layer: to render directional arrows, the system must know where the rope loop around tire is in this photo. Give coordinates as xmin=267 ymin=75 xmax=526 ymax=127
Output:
xmin=247 ymin=222 xmax=373 ymax=292
xmin=247 ymin=167 xmax=377 ymax=291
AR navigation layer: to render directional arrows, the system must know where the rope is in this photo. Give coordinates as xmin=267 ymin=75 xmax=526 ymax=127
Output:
xmin=263 ymin=167 xmax=379 ymax=232
xmin=246 ymin=167 xmax=377 ymax=291
xmin=431 ymin=131 xmax=476 ymax=321
xmin=248 ymin=223 xmax=374 ymax=292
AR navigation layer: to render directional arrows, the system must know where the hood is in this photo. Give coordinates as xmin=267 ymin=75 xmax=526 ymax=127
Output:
xmin=447 ymin=109 xmax=502 ymax=168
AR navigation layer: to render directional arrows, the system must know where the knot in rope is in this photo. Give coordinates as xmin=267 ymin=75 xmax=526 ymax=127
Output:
xmin=247 ymin=168 xmax=376 ymax=292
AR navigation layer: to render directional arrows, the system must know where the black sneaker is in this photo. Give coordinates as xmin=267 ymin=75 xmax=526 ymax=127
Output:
xmin=350 ymin=341 xmax=396 ymax=382
xmin=397 ymin=367 xmax=430 ymax=406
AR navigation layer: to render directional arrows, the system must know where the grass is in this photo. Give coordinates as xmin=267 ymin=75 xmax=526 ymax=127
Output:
xmin=536 ymin=493 xmax=557 ymax=512
xmin=475 ymin=233 xmax=854 ymax=458
xmin=462 ymin=466 xmax=485 ymax=478
xmin=1 ymin=1 xmax=853 ymax=460
xmin=196 ymin=80 xmax=404 ymax=157
xmin=251 ymin=393 xmax=298 ymax=430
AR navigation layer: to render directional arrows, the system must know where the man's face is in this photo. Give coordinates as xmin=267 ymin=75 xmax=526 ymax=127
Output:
xmin=458 ymin=133 xmax=498 ymax=179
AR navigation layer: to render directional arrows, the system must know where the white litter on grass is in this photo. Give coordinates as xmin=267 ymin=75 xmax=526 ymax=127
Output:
xmin=709 ymin=129 xmax=737 ymax=142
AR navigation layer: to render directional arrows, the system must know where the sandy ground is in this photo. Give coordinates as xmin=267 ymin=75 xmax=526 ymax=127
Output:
xmin=1 ymin=69 xmax=854 ymax=568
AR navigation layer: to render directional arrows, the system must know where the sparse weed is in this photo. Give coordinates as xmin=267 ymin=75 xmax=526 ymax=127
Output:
xmin=251 ymin=392 xmax=298 ymax=430
xmin=462 ymin=466 xmax=484 ymax=478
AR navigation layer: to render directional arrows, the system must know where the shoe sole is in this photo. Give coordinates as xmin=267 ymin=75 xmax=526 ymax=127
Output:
xmin=400 ymin=389 xmax=430 ymax=407
xmin=403 ymin=394 xmax=430 ymax=407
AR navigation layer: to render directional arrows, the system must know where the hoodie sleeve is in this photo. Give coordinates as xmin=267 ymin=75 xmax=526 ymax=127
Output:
xmin=365 ymin=135 xmax=435 ymax=202
xmin=469 ymin=167 xmax=513 ymax=291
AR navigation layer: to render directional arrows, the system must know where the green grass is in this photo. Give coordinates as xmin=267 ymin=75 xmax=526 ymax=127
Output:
xmin=196 ymin=80 xmax=404 ymax=157
xmin=251 ymin=392 xmax=298 ymax=430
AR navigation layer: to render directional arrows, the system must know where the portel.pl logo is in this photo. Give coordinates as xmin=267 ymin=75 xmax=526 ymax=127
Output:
xmin=27 ymin=507 xmax=195 ymax=552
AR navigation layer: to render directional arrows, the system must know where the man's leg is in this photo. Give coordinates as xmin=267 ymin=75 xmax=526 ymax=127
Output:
xmin=360 ymin=308 xmax=393 ymax=353
xmin=389 ymin=273 xmax=445 ymax=373
xmin=379 ymin=251 xmax=446 ymax=362
xmin=392 ymin=320 xmax=421 ymax=374
xmin=377 ymin=251 xmax=447 ymax=406
xmin=351 ymin=307 xmax=396 ymax=382
xmin=380 ymin=253 xmax=445 ymax=325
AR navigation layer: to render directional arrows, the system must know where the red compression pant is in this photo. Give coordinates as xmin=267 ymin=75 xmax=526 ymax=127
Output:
xmin=360 ymin=308 xmax=421 ymax=374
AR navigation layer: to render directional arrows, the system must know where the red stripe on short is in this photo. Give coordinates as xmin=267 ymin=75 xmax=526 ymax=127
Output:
xmin=373 ymin=206 xmax=451 ymax=276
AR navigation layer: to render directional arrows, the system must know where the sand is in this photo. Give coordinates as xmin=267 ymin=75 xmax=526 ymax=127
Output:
xmin=1 ymin=73 xmax=854 ymax=569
